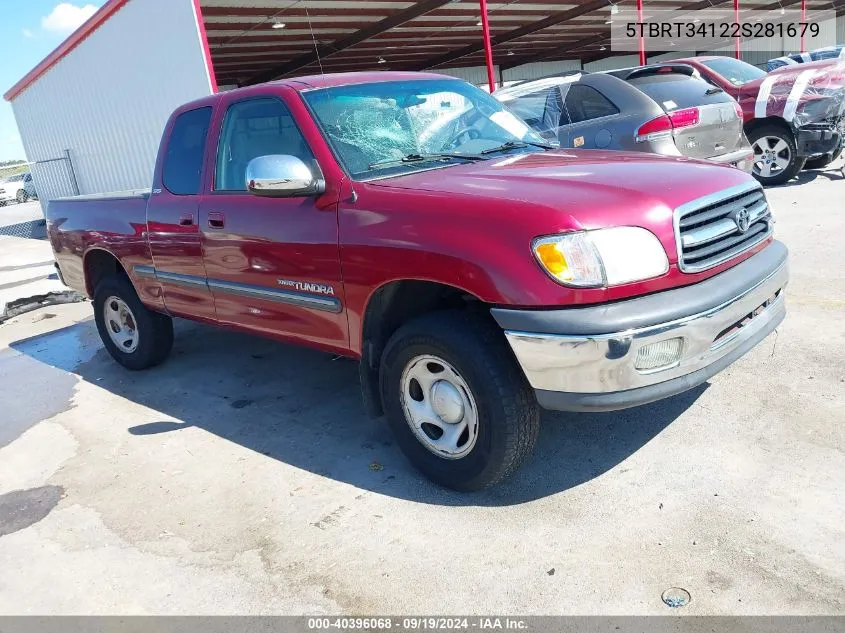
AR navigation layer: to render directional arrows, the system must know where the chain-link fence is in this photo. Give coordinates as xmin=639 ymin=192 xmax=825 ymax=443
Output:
xmin=0 ymin=150 xmax=79 ymax=213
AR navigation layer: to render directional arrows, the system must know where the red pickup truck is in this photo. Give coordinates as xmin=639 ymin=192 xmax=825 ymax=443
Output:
xmin=662 ymin=56 xmax=845 ymax=185
xmin=48 ymin=71 xmax=788 ymax=491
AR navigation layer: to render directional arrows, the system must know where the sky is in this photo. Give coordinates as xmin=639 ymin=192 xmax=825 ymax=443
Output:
xmin=0 ymin=1 xmax=106 ymax=163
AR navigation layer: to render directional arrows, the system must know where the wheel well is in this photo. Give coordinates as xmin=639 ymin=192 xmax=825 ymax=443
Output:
xmin=84 ymin=250 xmax=128 ymax=297
xmin=358 ymin=280 xmax=489 ymax=417
xmin=745 ymin=116 xmax=793 ymax=139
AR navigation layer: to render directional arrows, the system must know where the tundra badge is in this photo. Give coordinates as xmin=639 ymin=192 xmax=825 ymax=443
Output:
xmin=278 ymin=279 xmax=336 ymax=296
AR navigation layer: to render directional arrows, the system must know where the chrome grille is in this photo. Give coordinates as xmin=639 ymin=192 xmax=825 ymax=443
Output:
xmin=674 ymin=183 xmax=773 ymax=273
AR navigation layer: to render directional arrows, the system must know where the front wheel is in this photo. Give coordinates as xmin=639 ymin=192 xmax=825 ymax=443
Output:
xmin=16 ymin=189 xmax=28 ymax=203
xmin=93 ymin=274 xmax=173 ymax=370
xmin=380 ymin=311 xmax=540 ymax=491
xmin=748 ymin=125 xmax=805 ymax=186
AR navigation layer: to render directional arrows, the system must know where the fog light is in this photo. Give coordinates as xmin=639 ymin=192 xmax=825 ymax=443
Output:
xmin=635 ymin=338 xmax=684 ymax=372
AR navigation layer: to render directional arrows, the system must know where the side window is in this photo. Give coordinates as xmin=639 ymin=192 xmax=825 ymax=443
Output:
xmin=215 ymin=98 xmax=315 ymax=192
xmin=563 ymin=85 xmax=620 ymax=124
xmin=162 ymin=107 xmax=212 ymax=196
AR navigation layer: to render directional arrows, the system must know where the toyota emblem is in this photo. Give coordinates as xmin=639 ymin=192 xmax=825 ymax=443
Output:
xmin=735 ymin=207 xmax=751 ymax=233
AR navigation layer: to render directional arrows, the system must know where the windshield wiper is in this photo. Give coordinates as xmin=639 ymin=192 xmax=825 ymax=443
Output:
xmin=479 ymin=140 xmax=556 ymax=155
xmin=705 ymin=87 xmax=724 ymax=95
xmin=368 ymin=152 xmax=485 ymax=169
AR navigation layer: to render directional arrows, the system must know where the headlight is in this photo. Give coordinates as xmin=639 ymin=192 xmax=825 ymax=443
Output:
xmin=533 ymin=227 xmax=669 ymax=288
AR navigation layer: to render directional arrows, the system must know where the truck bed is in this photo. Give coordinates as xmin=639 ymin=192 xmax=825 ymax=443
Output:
xmin=47 ymin=190 xmax=153 ymax=298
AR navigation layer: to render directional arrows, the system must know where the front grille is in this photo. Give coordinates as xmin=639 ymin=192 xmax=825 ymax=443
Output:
xmin=674 ymin=183 xmax=773 ymax=273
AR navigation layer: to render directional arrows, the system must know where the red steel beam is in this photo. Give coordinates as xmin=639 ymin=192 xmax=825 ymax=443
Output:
xmin=479 ymin=0 xmax=496 ymax=92
xmin=637 ymin=0 xmax=646 ymax=65
xmin=801 ymin=0 xmax=807 ymax=52
xmin=734 ymin=0 xmax=741 ymax=59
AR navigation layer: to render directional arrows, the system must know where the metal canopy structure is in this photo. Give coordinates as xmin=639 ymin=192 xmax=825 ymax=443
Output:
xmin=202 ymin=0 xmax=843 ymax=88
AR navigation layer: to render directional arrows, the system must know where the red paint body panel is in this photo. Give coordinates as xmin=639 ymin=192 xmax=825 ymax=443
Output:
xmin=47 ymin=72 xmax=767 ymax=360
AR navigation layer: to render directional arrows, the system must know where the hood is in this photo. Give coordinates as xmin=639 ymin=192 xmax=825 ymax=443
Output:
xmin=368 ymin=150 xmax=753 ymax=234
xmin=743 ymin=60 xmax=845 ymax=124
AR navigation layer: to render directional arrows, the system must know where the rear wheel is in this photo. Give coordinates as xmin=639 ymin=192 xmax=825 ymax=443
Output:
xmin=804 ymin=147 xmax=842 ymax=170
xmin=748 ymin=125 xmax=805 ymax=186
xmin=380 ymin=311 xmax=540 ymax=491
xmin=93 ymin=274 xmax=173 ymax=370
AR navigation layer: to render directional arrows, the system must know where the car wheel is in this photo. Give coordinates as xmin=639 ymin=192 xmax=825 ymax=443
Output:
xmin=380 ymin=310 xmax=540 ymax=491
xmin=748 ymin=125 xmax=805 ymax=186
xmin=804 ymin=147 xmax=842 ymax=170
xmin=94 ymin=274 xmax=173 ymax=370
xmin=16 ymin=189 xmax=28 ymax=203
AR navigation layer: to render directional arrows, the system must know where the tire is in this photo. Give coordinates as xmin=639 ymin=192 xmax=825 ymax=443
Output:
xmin=747 ymin=124 xmax=805 ymax=186
xmin=804 ymin=147 xmax=842 ymax=170
xmin=379 ymin=310 xmax=540 ymax=491
xmin=93 ymin=274 xmax=173 ymax=370
xmin=16 ymin=189 xmax=28 ymax=203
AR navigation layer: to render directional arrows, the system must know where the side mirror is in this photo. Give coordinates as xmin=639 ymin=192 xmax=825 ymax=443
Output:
xmin=245 ymin=155 xmax=325 ymax=198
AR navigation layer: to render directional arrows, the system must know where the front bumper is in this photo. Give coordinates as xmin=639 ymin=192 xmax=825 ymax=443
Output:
xmin=796 ymin=124 xmax=842 ymax=157
xmin=492 ymin=241 xmax=788 ymax=412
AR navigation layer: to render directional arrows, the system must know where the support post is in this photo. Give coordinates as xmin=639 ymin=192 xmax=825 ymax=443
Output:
xmin=63 ymin=149 xmax=79 ymax=196
xmin=734 ymin=0 xmax=740 ymax=59
xmin=637 ymin=0 xmax=645 ymax=65
xmin=800 ymin=0 xmax=807 ymax=53
xmin=479 ymin=0 xmax=496 ymax=92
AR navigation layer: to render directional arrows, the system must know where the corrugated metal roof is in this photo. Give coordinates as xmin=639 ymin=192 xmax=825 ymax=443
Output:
xmin=6 ymin=0 xmax=844 ymax=100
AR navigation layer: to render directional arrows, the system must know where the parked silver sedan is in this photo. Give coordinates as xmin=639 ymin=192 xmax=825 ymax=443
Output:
xmin=495 ymin=66 xmax=753 ymax=171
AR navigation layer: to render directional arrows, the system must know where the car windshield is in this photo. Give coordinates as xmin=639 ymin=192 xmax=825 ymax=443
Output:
xmin=302 ymin=79 xmax=548 ymax=179
xmin=700 ymin=57 xmax=767 ymax=87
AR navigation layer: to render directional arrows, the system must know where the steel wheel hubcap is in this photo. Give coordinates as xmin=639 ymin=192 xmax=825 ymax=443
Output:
xmin=103 ymin=296 xmax=139 ymax=353
xmin=752 ymin=136 xmax=791 ymax=178
xmin=399 ymin=354 xmax=478 ymax=459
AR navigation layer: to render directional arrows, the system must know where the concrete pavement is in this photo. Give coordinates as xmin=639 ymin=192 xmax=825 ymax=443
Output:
xmin=0 ymin=202 xmax=84 ymax=323
xmin=0 ymin=162 xmax=843 ymax=615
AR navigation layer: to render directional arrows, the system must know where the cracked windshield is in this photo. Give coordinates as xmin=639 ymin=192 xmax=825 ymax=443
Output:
xmin=303 ymin=79 xmax=549 ymax=179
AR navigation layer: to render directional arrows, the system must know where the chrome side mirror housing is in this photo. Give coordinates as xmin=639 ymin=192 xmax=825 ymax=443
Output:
xmin=245 ymin=155 xmax=325 ymax=198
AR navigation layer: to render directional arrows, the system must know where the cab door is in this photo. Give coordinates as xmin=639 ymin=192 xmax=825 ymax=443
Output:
xmin=198 ymin=93 xmax=348 ymax=354
xmin=146 ymin=106 xmax=217 ymax=322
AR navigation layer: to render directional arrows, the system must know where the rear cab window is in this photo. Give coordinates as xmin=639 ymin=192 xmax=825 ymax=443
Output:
xmin=163 ymin=107 xmax=213 ymax=195
xmin=214 ymin=98 xmax=316 ymax=192
xmin=627 ymin=73 xmax=734 ymax=112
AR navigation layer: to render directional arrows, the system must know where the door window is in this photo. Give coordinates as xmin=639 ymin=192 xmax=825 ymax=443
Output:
xmin=563 ymin=85 xmax=619 ymax=124
xmin=162 ymin=107 xmax=212 ymax=196
xmin=215 ymin=98 xmax=315 ymax=192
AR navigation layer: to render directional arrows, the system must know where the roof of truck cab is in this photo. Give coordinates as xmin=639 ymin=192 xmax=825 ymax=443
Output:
xmin=173 ymin=71 xmax=459 ymax=112
xmin=282 ymin=71 xmax=454 ymax=90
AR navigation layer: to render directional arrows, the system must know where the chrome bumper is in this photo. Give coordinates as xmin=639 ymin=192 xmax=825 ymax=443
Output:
xmin=496 ymin=244 xmax=788 ymax=412
xmin=708 ymin=147 xmax=754 ymax=172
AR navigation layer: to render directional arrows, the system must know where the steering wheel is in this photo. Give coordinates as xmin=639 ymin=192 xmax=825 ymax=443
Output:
xmin=446 ymin=128 xmax=481 ymax=151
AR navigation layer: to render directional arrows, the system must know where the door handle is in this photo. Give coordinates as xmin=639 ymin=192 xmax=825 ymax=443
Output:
xmin=208 ymin=212 xmax=225 ymax=229
xmin=179 ymin=213 xmax=194 ymax=226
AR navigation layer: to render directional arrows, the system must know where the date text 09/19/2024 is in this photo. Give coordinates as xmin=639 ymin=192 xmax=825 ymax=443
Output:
xmin=307 ymin=617 xmax=528 ymax=630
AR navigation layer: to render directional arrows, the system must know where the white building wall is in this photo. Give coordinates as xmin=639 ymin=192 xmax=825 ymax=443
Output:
xmin=11 ymin=0 xmax=214 ymax=207
xmin=583 ymin=54 xmax=641 ymax=72
xmin=502 ymin=60 xmax=582 ymax=83
xmin=437 ymin=65 xmax=500 ymax=87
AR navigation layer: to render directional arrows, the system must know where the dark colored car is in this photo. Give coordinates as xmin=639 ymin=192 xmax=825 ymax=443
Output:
xmin=768 ymin=46 xmax=844 ymax=71
xmin=495 ymin=66 xmax=752 ymax=171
